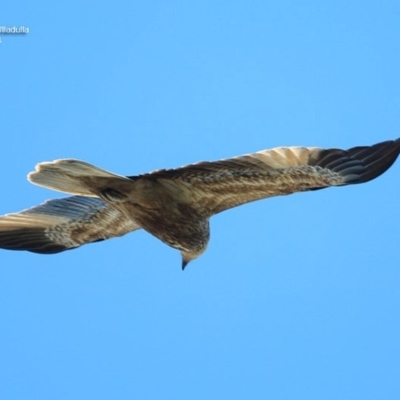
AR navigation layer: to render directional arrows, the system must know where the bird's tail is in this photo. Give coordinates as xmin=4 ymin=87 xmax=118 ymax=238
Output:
xmin=28 ymin=159 xmax=131 ymax=197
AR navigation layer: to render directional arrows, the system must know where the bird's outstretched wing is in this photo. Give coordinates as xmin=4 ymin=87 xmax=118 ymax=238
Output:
xmin=142 ymin=139 xmax=400 ymax=215
xmin=0 ymin=196 xmax=140 ymax=253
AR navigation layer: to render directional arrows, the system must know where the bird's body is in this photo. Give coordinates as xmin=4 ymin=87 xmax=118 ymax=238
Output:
xmin=0 ymin=138 xmax=399 ymax=268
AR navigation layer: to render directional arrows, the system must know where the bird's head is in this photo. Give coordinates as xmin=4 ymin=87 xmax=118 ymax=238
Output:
xmin=181 ymin=248 xmax=206 ymax=270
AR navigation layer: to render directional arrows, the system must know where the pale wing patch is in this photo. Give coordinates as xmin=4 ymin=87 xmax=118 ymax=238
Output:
xmin=250 ymin=146 xmax=319 ymax=168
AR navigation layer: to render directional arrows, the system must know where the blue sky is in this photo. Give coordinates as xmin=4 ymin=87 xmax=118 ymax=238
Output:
xmin=1 ymin=1 xmax=399 ymax=399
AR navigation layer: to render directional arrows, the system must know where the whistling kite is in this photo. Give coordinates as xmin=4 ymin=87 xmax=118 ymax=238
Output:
xmin=0 ymin=139 xmax=399 ymax=269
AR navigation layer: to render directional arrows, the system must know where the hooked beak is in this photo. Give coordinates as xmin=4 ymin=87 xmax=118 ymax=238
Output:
xmin=181 ymin=258 xmax=189 ymax=271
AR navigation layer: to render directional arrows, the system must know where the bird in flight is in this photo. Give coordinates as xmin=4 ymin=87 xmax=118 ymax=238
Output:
xmin=0 ymin=138 xmax=399 ymax=269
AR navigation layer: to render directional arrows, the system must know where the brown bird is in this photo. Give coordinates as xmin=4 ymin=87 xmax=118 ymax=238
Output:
xmin=0 ymin=138 xmax=399 ymax=269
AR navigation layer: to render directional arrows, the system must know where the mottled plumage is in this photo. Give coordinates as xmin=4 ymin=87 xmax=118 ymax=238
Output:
xmin=1 ymin=138 xmax=399 ymax=269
